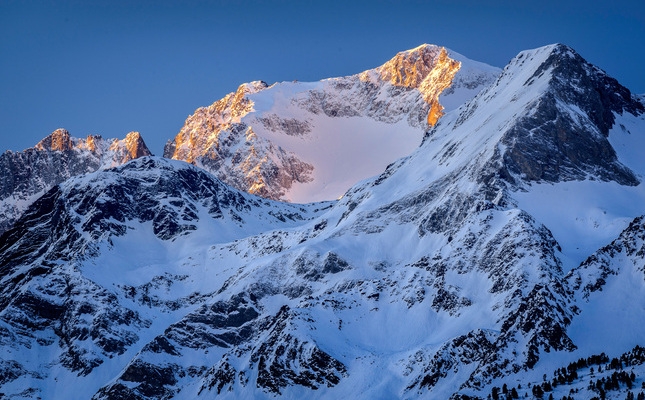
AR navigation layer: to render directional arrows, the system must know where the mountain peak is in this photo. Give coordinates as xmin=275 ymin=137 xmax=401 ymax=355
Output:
xmin=165 ymin=44 xmax=499 ymax=203
xmin=119 ymin=131 xmax=153 ymax=160
xmin=372 ymin=44 xmax=461 ymax=125
xmin=4 ymin=43 xmax=645 ymax=400
xmin=441 ymin=43 xmax=645 ymax=188
xmin=0 ymin=129 xmax=153 ymax=235
xmin=406 ymin=43 xmax=442 ymax=52
xmin=535 ymin=42 xmax=575 ymax=55
xmin=375 ymin=44 xmax=454 ymax=86
xmin=35 ymin=128 xmax=73 ymax=151
xmin=393 ymin=43 xmax=444 ymax=63
xmin=31 ymin=129 xmax=152 ymax=160
xmin=513 ymin=43 xmax=643 ymax=130
xmin=241 ymin=80 xmax=270 ymax=94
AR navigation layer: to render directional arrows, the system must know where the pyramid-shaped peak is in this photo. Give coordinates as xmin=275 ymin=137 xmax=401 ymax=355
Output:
xmin=401 ymin=43 xmax=444 ymax=55
xmin=444 ymin=43 xmax=645 ymax=188
xmin=372 ymin=44 xmax=461 ymax=125
xmin=123 ymin=131 xmax=153 ymax=159
xmin=105 ymin=131 xmax=153 ymax=162
xmin=530 ymin=43 xmax=575 ymax=55
xmin=512 ymin=43 xmax=574 ymax=60
xmin=509 ymin=43 xmax=644 ymax=133
xmin=504 ymin=43 xmax=580 ymax=75
xmin=507 ymin=43 xmax=617 ymax=87
xmin=548 ymin=43 xmax=578 ymax=56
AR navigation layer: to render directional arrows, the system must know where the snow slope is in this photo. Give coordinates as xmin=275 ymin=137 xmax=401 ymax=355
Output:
xmin=165 ymin=44 xmax=500 ymax=203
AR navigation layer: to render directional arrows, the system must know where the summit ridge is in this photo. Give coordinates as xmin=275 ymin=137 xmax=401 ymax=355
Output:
xmin=164 ymin=44 xmax=500 ymax=202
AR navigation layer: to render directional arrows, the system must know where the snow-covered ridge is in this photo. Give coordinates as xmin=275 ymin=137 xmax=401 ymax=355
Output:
xmin=165 ymin=44 xmax=501 ymax=203
xmin=0 ymin=128 xmax=152 ymax=234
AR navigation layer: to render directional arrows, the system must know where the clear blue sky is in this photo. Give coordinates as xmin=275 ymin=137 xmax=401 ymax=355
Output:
xmin=1 ymin=0 xmax=644 ymax=155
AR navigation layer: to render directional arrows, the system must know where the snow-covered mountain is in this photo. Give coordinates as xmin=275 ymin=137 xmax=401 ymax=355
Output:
xmin=2 ymin=43 xmax=645 ymax=400
xmin=0 ymin=128 xmax=152 ymax=234
xmin=164 ymin=44 xmax=500 ymax=203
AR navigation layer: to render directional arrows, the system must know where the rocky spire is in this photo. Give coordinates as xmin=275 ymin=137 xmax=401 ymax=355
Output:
xmin=35 ymin=128 xmax=74 ymax=151
xmin=122 ymin=131 xmax=153 ymax=160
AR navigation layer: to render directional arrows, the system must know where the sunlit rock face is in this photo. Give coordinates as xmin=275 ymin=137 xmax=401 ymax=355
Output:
xmin=34 ymin=128 xmax=75 ymax=151
xmin=368 ymin=45 xmax=461 ymax=125
xmin=165 ymin=81 xmax=269 ymax=165
xmin=165 ymin=44 xmax=499 ymax=202
xmin=32 ymin=129 xmax=151 ymax=165
xmin=0 ymin=129 xmax=153 ymax=234
xmin=119 ymin=131 xmax=151 ymax=161
xmin=163 ymin=81 xmax=315 ymax=201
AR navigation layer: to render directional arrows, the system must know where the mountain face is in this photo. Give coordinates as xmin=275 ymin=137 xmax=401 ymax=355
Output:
xmin=489 ymin=45 xmax=642 ymax=186
xmin=0 ymin=129 xmax=152 ymax=234
xmin=0 ymin=157 xmax=329 ymax=398
xmin=2 ymin=43 xmax=645 ymax=400
xmin=164 ymin=44 xmax=500 ymax=203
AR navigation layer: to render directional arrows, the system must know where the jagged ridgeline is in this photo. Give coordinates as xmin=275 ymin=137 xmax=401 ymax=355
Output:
xmin=0 ymin=43 xmax=645 ymax=399
xmin=0 ymin=128 xmax=152 ymax=234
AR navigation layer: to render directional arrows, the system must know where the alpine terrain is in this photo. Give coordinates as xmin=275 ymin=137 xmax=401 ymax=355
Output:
xmin=164 ymin=44 xmax=500 ymax=203
xmin=1 ymin=43 xmax=645 ymax=400
xmin=0 ymin=129 xmax=152 ymax=234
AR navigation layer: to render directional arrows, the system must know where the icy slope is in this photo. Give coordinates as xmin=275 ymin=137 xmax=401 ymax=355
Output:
xmin=165 ymin=44 xmax=500 ymax=202
xmin=0 ymin=128 xmax=152 ymax=234
xmin=346 ymin=43 xmax=645 ymax=269
xmin=509 ymin=51 xmax=645 ymax=269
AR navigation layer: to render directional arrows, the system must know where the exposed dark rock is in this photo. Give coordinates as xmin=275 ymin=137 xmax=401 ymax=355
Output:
xmin=94 ymin=360 xmax=181 ymax=399
xmin=496 ymin=45 xmax=643 ymax=186
xmin=0 ymin=360 xmax=27 ymax=385
xmin=250 ymin=306 xmax=347 ymax=394
xmin=0 ymin=129 xmax=152 ymax=234
xmin=567 ymin=215 xmax=645 ymax=299
xmin=294 ymin=251 xmax=351 ymax=281
xmin=162 ymin=294 xmax=260 ymax=350
xmin=408 ymin=329 xmax=497 ymax=393
xmin=1 ymin=44 xmax=644 ymax=400
xmin=198 ymin=358 xmax=238 ymax=395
